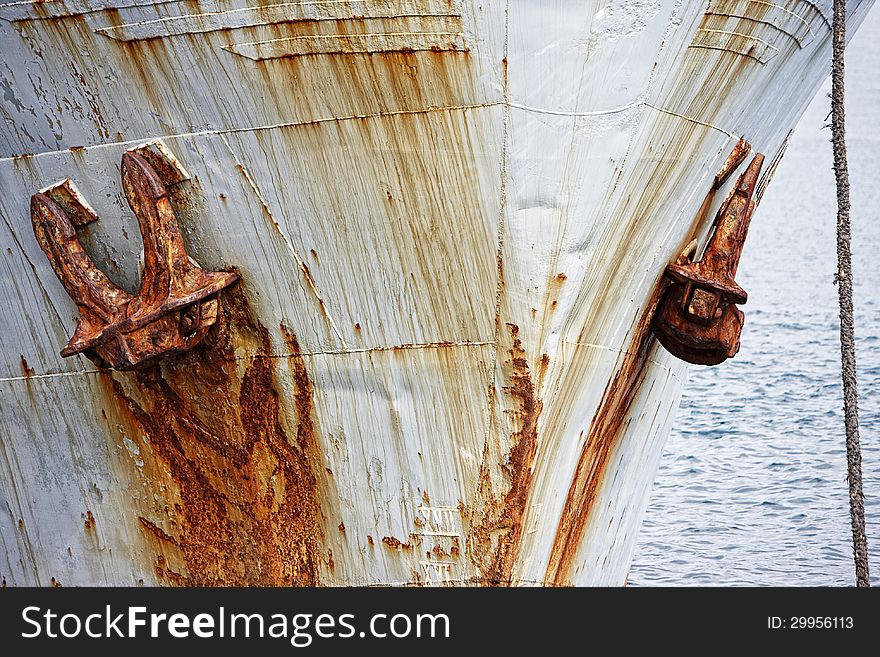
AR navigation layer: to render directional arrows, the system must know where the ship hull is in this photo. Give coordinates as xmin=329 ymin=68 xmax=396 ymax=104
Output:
xmin=0 ymin=0 xmax=873 ymax=586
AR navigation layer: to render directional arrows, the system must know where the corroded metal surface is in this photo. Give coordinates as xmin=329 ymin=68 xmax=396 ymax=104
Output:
xmin=30 ymin=151 xmax=238 ymax=370
xmin=0 ymin=0 xmax=876 ymax=587
xmin=653 ymin=146 xmax=765 ymax=365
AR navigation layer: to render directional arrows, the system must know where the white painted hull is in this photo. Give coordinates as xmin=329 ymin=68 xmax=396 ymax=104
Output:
xmin=0 ymin=0 xmax=873 ymax=586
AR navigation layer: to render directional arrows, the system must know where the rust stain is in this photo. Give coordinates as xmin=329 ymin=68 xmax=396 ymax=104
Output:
xmin=538 ymin=353 xmax=550 ymax=388
xmin=544 ymin=293 xmax=662 ymax=586
xmin=382 ymin=536 xmax=413 ymax=551
xmin=102 ymin=286 xmax=325 ymax=586
xmin=83 ymin=510 xmax=95 ymax=532
xmin=469 ymin=323 xmax=542 ymax=585
xmin=138 ymin=516 xmax=179 ymax=546
xmin=154 ymin=554 xmax=187 ymax=586
xmin=18 ymin=356 xmax=35 ymax=378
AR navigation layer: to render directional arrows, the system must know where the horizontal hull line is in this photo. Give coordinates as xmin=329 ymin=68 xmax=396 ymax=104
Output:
xmin=1 ymin=101 xmax=738 ymax=163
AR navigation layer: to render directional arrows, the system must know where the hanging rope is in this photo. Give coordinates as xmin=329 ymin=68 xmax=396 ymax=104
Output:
xmin=831 ymin=0 xmax=870 ymax=587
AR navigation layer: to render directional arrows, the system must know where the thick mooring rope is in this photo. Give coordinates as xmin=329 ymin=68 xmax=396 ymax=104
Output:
xmin=831 ymin=0 xmax=870 ymax=587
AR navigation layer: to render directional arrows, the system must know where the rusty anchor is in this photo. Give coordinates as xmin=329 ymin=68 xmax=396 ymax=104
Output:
xmin=31 ymin=150 xmax=238 ymax=370
xmin=652 ymin=146 xmax=765 ymax=366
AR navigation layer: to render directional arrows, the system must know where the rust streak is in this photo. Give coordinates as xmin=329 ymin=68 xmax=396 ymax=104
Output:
xmin=138 ymin=517 xmax=179 ymax=546
xmin=469 ymin=324 xmax=542 ymax=585
xmin=382 ymin=536 xmax=413 ymax=551
xmin=544 ymin=295 xmax=661 ymax=586
xmin=18 ymin=356 xmax=35 ymax=379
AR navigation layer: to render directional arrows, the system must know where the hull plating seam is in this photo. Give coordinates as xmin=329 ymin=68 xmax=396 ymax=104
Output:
xmin=0 ymin=101 xmax=740 ymax=163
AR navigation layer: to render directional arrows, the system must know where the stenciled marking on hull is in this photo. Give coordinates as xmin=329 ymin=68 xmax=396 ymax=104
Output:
xmin=407 ymin=505 xmax=464 ymax=586
xmin=691 ymin=0 xmax=832 ymax=64
xmin=525 ymin=503 xmax=542 ymax=535
xmin=419 ymin=560 xmax=456 ymax=586
xmin=413 ymin=505 xmax=461 ymax=537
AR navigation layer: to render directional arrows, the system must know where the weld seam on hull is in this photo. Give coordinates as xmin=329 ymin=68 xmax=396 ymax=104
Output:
xmin=740 ymin=0 xmax=825 ymax=33
xmin=1 ymin=101 xmax=740 ymax=163
xmin=704 ymin=12 xmax=810 ymax=46
xmin=0 ymin=104 xmax=500 ymax=164
xmin=696 ymin=27 xmax=781 ymax=53
xmin=227 ymin=31 xmax=463 ymax=47
xmin=1 ymin=340 xmax=495 ymax=382
xmin=2 ymin=0 xmax=454 ymax=22
xmin=0 ymin=0 xmax=181 ymax=21
xmin=96 ymin=10 xmax=460 ymax=38
xmin=357 ymin=577 xmax=561 ymax=587
xmin=642 ymin=103 xmax=738 ymax=138
xmin=561 ymin=341 xmax=684 ymax=385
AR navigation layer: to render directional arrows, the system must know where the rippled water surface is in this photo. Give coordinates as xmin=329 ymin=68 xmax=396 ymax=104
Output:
xmin=629 ymin=8 xmax=880 ymax=586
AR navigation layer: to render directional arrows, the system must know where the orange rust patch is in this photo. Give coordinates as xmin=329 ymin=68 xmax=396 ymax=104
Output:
xmin=18 ymin=356 xmax=34 ymax=378
xmin=431 ymin=544 xmax=454 ymax=560
xmin=538 ymin=353 xmax=551 ymax=389
xmin=83 ymin=510 xmax=95 ymax=532
xmin=468 ymin=323 xmax=542 ymax=585
xmin=544 ymin=293 xmax=662 ymax=585
xmin=382 ymin=536 xmax=413 ymax=551
xmin=154 ymin=554 xmax=187 ymax=586
xmin=139 ymin=517 xmax=179 ymax=546
xmin=104 ymin=287 xmax=324 ymax=586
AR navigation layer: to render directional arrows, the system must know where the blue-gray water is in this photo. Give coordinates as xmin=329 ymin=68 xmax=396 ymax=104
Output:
xmin=630 ymin=7 xmax=880 ymax=586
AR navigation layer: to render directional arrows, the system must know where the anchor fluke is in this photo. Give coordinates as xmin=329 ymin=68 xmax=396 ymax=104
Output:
xmin=31 ymin=148 xmax=238 ymax=370
xmin=652 ymin=149 xmax=765 ymax=366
